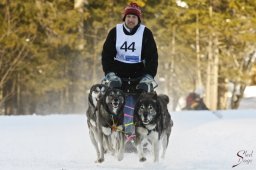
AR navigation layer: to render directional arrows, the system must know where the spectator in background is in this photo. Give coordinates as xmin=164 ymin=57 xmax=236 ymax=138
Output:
xmin=183 ymin=92 xmax=209 ymax=110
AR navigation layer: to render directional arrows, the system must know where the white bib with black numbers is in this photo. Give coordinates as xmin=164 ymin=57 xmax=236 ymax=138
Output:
xmin=115 ymin=24 xmax=145 ymax=64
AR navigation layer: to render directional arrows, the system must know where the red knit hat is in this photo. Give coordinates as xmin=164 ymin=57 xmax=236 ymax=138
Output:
xmin=123 ymin=2 xmax=142 ymax=21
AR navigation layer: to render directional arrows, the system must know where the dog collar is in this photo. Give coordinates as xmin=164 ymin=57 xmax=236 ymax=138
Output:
xmin=147 ymin=129 xmax=156 ymax=135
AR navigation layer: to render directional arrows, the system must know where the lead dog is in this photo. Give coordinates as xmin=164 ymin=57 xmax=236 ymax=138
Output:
xmin=133 ymin=92 xmax=173 ymax=162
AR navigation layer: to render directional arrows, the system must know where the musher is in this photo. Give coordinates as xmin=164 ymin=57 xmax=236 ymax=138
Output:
xmin=101 ymin=2 xmax=158 ymax=151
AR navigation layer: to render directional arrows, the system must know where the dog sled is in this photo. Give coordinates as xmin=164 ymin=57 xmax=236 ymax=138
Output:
xmin=120 ymin=77 xmax=142 ymax=152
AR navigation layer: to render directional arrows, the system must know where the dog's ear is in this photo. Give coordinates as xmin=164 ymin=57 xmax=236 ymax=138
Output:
xmin=137 ymin=92 xmax=144 ymax=103
xmin=120 ymin=89 xmax=125 ymax=98
xmin=152 ymin=91 xmax=158 ymax=101
xmin=133 ymin=102 xmax=142 ymax=127
xmin=88 ymin=85 xmax=95 ymax=102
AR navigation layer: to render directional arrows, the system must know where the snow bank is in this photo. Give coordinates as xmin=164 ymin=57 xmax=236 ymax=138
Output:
xmin=243 ymin=86 xmax=256 ymax=98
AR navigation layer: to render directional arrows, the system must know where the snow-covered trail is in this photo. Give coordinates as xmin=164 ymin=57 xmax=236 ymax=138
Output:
xmin=0 ymin=110 xmax=255 ymax=170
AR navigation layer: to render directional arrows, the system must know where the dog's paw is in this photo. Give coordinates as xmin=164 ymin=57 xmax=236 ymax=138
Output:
xmin=90 ymin=120 xmax=96 ymax=127
xmin=153 ymin=158 xmax=159 ymax=162
xmin=117 ymin=154 xmax=124 ymax=161
xmin=102 ymin=127 xmax=111 ymax=135
xmin=137 ymin=127 xmax=148 ymax=136
xmin=96 ymin=158 xmax=104 ymax=163
xmin=139 ymin=157 xmax=146 ymax=162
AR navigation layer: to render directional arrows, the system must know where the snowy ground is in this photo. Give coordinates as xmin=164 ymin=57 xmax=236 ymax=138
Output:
xmin=0 ymin=108 xmax=256 ymax=170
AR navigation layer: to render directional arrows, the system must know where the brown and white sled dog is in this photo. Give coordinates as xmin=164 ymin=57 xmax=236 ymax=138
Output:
xmin=86 ymin=84 xmax=109 ymax=163
xmin=133 ymin=92 xmax=173 ymax=162
xmin=97 ymin=87 xmax=126 ymax=162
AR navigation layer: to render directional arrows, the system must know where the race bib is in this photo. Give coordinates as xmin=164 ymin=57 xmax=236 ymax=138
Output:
xmin=115 ymin=24 xmax=145 ymax=64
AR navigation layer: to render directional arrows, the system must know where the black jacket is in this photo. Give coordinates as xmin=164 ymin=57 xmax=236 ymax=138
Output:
xmin=101 ymin=24 xmax=158 ymax=79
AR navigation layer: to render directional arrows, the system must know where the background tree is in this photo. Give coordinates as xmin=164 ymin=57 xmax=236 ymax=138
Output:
xmin=1 ymin=0 xmax=255 ymax=115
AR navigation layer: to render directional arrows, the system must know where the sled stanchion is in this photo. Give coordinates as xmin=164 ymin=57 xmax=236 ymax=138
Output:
xmin=124 ymin=113 xmax=133 ymax=118
xmin=124 ymin=105 xmax=135 ymax=110
xmin=123 ymin=94 xmax=138 ymax=153
xmin=123 ymin=95 xmax=136 ymax=135
xmin=121 ymin=77 xmax=142 ymax=152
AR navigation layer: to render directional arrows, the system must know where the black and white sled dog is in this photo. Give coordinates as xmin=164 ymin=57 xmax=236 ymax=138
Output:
xmin=86 ymin=84 xmax=108 ymax=119
xmin=86 ymin=84 xmax=109 ymax=163
xmin=86 ymin=84 xmax=125 ymax=163
xmin=133 ymin=92 xmax=173 ymax=162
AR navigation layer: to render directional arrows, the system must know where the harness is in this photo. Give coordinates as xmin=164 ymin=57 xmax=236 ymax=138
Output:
xmin=91 ymin=94 xmax=126 ymax=134
xmin=145 ymin=124 xmax=157 ymax=135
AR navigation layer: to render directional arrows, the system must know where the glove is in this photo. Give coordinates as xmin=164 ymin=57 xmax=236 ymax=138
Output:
xmin=101 ymin=72 xmax=122 ymax=88
xmin=136 ymin=74 xmax=158 ymax=92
